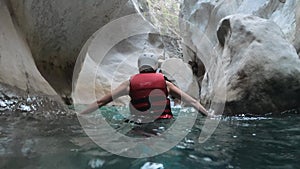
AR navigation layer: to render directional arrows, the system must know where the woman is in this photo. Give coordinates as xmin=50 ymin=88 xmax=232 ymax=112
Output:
xmin=79 ymin=53 xmax=208 ymax=123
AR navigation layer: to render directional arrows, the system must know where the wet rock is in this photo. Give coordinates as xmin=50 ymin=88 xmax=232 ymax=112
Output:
xmin=0 ymin=100 xmax=7 ymax=107
xmin=0 ymin=84 xmax=72 ymax=119
xmin=18 ymin=104 xmax=31 ymax=112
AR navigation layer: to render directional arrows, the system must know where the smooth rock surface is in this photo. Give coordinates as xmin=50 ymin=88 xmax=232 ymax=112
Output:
xmin=215 ymin=14 xmax=300 ymax=114
xmin=179 ymin=0 xmax=300 ymax=114
xmin=8 ymin=0 xmax=135 ymax=95
xmin=181 ymin=0 xmax=300 ymax=54
xmin=180 ymin=0 xmax=300 ymax=85
xmin=0 ymin=0 xmax=56 ymax=96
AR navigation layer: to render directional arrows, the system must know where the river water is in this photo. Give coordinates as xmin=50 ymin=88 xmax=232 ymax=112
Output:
xmin=0 ymin=108 xmax=299 ymax=169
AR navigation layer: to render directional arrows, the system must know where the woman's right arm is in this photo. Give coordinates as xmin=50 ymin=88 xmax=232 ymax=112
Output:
xmin=79 ymin=80 xmax=130 ymax=115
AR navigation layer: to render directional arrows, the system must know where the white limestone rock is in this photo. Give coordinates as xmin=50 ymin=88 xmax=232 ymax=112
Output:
xmin=0 ymin=0 xmax=57 ymax=96
xmin=181 ymin=0 xmax=300 ymax=53
xmin=161 ymin=58 xmax=199 ymax=99
xmin=8 ymin=0 xmax=135 ymax=94
xmin=215 ymin=14 xmax=300 ymax=114
xmin=180 ymin=0 xmax=300 ymax=114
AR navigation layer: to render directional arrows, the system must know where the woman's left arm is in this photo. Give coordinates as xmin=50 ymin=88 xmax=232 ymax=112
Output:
xmin=166 ymin=81 xmax=208 ymax=116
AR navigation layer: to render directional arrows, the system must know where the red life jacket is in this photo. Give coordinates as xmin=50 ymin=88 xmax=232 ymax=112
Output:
xmin=129 ymin=73 xmax=172 ymax=122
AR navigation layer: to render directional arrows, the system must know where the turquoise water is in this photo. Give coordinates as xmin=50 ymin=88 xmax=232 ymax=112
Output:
xmin=0 ymin=108 xmax=299 ymax=169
